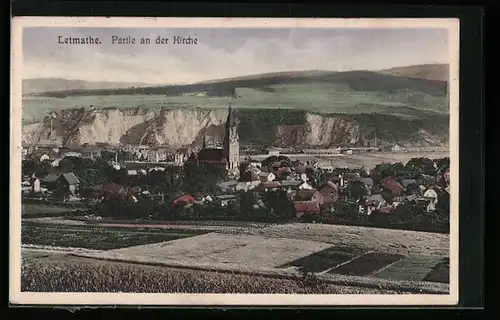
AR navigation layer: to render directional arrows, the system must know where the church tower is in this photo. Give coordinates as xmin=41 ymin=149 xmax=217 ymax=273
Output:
xmin=223 ymin=102 xmax=240 ymax=177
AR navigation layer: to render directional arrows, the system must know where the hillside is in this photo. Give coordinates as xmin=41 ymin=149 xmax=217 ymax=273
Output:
xmin=27 ymin=64 xmax=449 ymax=99
xmin=22 ymin=107 xmax=449 ymax=149
xmin=21 ymin=64 xmax=450 ymax=148
xmin=382 ymin=64 xmax=450 ymax=82
xmin=22 ymin=78 xmax=156 ymax=95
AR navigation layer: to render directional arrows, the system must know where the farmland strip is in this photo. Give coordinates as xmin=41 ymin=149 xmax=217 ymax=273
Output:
xmin=328 ymin=252 xmax=405 ymax=277
xmin=281 ymin=248 xmax=356 ymax=273
xmin=372 ymin=255 xmax=443 ymax=282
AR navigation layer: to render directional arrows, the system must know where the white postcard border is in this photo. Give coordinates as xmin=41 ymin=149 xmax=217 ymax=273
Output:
xmin=10 ymin=17 xmax=460 ymax=306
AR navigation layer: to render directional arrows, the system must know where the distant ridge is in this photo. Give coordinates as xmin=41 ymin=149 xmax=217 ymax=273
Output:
xmin=24 ymin=64 xmax=449 ymax=98
xmin=22 ymin=78 xmax=157 ymax=95
xmin=382 ymin=64 xmax=449 ymax=82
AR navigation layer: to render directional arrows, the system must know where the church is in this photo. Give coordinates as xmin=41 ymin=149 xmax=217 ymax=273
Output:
xmin=189 ymin=103 xmax=240 ymax=178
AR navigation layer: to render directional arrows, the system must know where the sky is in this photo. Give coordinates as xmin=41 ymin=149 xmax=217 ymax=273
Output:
xmin=22 ymin=27 xmax=449 ymax=84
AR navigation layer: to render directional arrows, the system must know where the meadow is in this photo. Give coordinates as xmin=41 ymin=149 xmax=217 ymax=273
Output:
xmin=22 ymin=82 xmax=448 ymax=124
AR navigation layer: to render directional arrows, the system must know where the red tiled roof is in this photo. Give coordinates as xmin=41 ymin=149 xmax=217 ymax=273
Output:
xmin=381 ymin=178 xmax=404 ymax=196
xmin=294 ymin=201 xmax=320 ymax=214
xmin=295 ymin=189 xmax=320 ymax=202
xmin=173 ymin=194 xmax=197 ymax=206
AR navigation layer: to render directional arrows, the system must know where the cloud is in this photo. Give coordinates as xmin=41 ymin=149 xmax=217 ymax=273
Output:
xmin=22 ymin=27 xmax=449 ymax=84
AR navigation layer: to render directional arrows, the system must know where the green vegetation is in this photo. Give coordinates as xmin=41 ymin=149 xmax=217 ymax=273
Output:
xmin=236 ymin=108 xmax=307 ymax=146
xmin=20 ymin=254 xmax=404 ymax=293
xmin=21 ymin=223 xmax=206 ymax=250
xmin=22 ymin=204 xmax=74 ymax=215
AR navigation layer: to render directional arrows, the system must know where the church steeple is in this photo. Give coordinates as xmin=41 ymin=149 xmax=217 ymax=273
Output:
xmin=223 ymin=101 xmax=240 ymax=177
xmin=226 ymin=101 xmax=237 ymax=127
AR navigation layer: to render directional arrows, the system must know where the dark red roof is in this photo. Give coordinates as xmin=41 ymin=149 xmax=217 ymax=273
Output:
xmin=173 ymin=194 xmax=197 ymax=206
xmin=294 ymin=201 xmax=320 ymax=214
xmin=381 ymin=178 xmax=404 ymax=196
xmin=100 ymin=183 xmax=126 ymax=197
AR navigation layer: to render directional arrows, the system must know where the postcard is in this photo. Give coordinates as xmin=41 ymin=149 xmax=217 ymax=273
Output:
xmin=10 ymin=17 xmax=459 ymax=306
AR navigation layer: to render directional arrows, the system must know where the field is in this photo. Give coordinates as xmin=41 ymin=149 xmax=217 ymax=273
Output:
xmin=247 ymin=151 xmax=450 ymax=169
xmin=21 ymin=252 xmax=410 ymax=294
xmin=22 ymin=221 xmax=208 ymax=250
xmin=22 ymin=81 xmax=448 ymax=124
xmin=20 ymin=220 xmax=450 ymax=293
xmin=22 ymin=204 xmax=75 ymax=215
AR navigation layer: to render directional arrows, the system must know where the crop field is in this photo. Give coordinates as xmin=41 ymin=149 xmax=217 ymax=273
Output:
xmin=20 ymin=222 xmax=450 ymax=293
xmin=22 ymin=82 xmax=448 ymax=124
xmin=22 ymin=204 xmax=74 ymax=215
xmin=21 ymin=222 xmax=208 ymax=250
xmin=20 ymin=252 xmax=408 ymax=294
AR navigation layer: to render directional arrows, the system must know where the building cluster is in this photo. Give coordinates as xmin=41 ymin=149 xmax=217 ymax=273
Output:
xmin=21 ymin=102 xmax=450 ymax=220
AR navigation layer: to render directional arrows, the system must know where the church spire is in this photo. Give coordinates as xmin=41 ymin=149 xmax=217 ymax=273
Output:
xmin=226 ymin=101 xmax=236 ymax=127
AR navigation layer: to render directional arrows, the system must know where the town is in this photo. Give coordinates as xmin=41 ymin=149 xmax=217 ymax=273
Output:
xmin=21 ymin=103 xmax=450 ymax=232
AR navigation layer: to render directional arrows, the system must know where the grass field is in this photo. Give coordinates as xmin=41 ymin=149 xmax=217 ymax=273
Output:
xmin=22 ymin=82 xmax=448 ymax=124
xmin=19 ymin=252 xmax=412 ymax=294
xmin=21 ymin=222 xmax=208 ymax=250
xmin=22 ymin=204 xmax=74 ymax=215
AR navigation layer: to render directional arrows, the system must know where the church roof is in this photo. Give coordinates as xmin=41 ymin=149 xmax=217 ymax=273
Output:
xmin=197 ymin=148 xmax=227 ymax=163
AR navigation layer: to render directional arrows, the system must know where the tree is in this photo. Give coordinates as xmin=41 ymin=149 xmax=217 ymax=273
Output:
xmin=182 ymin=161 xmax=228 ymax=194
xmin=22 ymin=159 xmax=37 ymax=177
xmin=406 ymin=157 xmax=436 ymax=176
xmin=373 ymin=163 xmax=397 ymax=178
xmin=348 ymin=181 xmax=369 ymax=201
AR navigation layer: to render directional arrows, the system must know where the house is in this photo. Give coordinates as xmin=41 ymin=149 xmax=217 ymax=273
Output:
xmin=39 ymin=173 xmax=61 ymax=190
xmin=174 ymin=147 xmax=194 ymax=164
xmin=240 ymin=170 xmax=260 ymax=182
xmin=295 ymin=165 xmax=308 ymax=174
xmin=423 ymin=187 xmax=439 ymax=201
xmin=255 ymin=181 xmax=282 ymax=193
xmin=235 ymin=180 xmax=260 ymax=192
xmin=100 ymin=182 xmax=127 ymax=200
xmin=280 ymin=179 xmax=305 ymax=191
xmin=381 ymin=178 xmax=405 ymax=197
xmin=58 ymin=172 xmax=80 ymax=194
xmin=355 ymin=177 xmax=374 ymax=187
xmin=319 ymin=181 xmax=340 ymax=205
xmin=79 ymin=146 xmax=102 ymax=160
xmin=423 ymin=187 xmax=439 ymax=212
xmin=401 ymin=179 xmax=418 ymax=188
xmin=391 ymin=144 xmax=406 ymax=152
xmin=259 ymin=172 xmax=276 ymax=182
xmin=294 ymin=201 xmax=320 ymax=218
xmin=215 ymin=194 xmax=238 ymax=207
xmin=249 ymin=161 xmax=261 ymax=168
xmin=294 ymin=189 xmax=324 ymax=206
xmin=147 ymin=149 xmax=170 ymax=162
xmin=365 ymin=194 xmax=386 ymax=207
xmin=30 ymin=176 xmax=41 ymax=193
xmin=217 ymin=180 xmax=239 ymax=192
xmin=172 ymin=194 xmax=198 ymax=208
xmin=275 ymin=167 xmax=292 ymax=180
